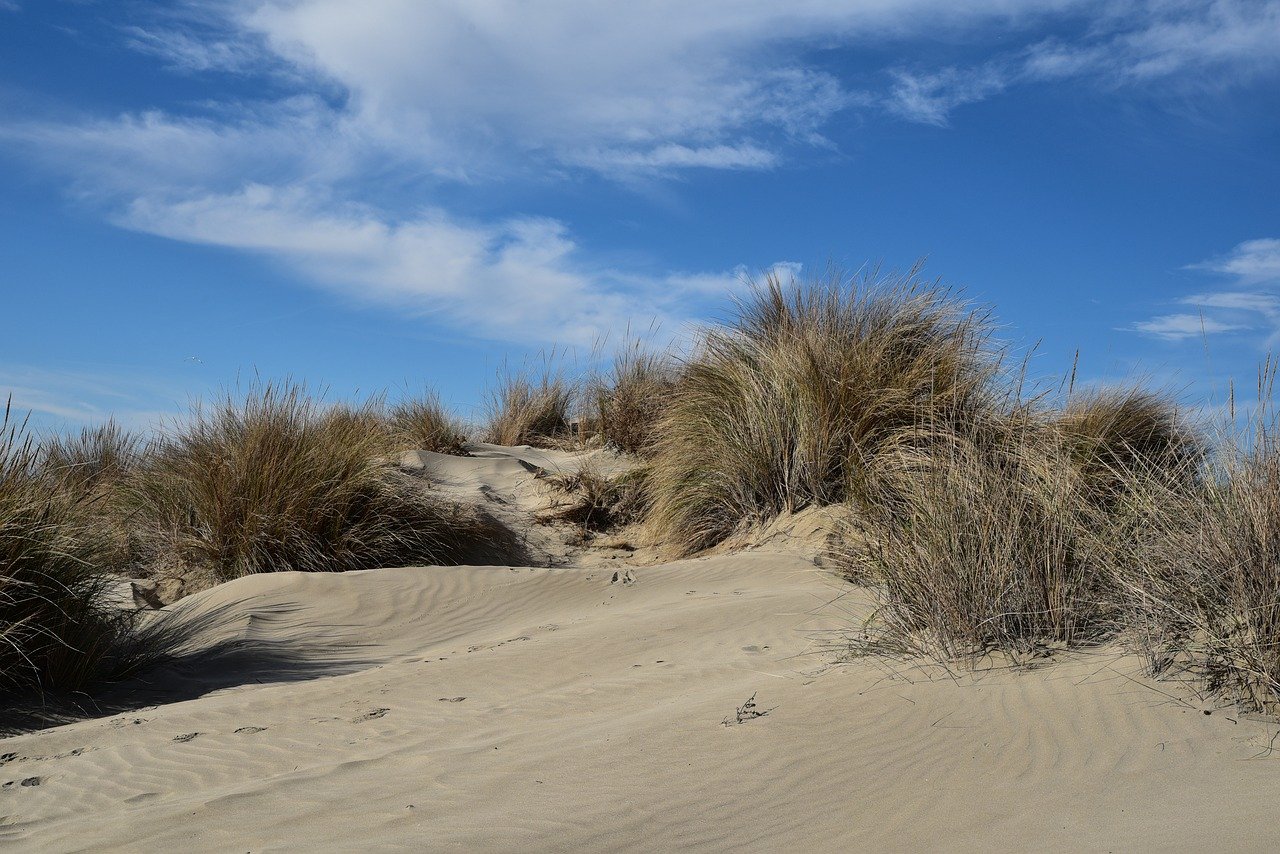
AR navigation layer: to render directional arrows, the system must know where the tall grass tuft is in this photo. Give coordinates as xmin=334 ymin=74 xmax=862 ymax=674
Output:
xmin=40 ymin=419 xmax=141 ymax=496
xmin=391 ymin=390 xmax=469 ymax=455
xmin=1102 ymin=372 xmax=1280 ymax=711
xmin=0 ymin=405 xmax=158 ymax=698
xmin=1056 ymin=386 xmax=1203 ymax=507
xmin=39 ymin=419 xmax=145 ymax=571
xmin=593 ymin=341 xmax=676 ymax=456
xmin=127 ymin=382 xmax=450 ymax=584
xmin=484 ymin=367 xmax=575 ymax=447
xmin=845 ymin=415 xmax=1114 ymax=658
xmin=648 ymin=266 xmax=1001 ymax=554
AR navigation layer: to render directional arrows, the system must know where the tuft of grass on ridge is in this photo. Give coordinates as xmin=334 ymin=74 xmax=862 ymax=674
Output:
xmin=647 ymin=265 xmax=1002 ymax=554
xmin=592 ymin=340 xmax=676 ymax=457
xmin=1101 ymin=368 xmax=1280 ymax=712
xmin=125 ymin=381 xmax=453 ymax=585
xmin=391 ymin=390 xmax=469 ymax=455
xmin=843 ymin=413 xmax=1115 ymax=659
xmin=484 ymin=366 xmax=576 ymax=447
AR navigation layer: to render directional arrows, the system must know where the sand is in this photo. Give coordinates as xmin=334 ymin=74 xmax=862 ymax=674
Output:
xmin=1 ymin=446 xmax=1277 ymax=852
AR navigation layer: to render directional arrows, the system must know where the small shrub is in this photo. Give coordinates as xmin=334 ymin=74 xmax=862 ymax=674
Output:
xmin=593 ymin=342 xmax=676 ymax=456
xmin=484 ymin=368 xmax=575 ymax=447
xmin=391 ymin=391 xmax=468 ymax=455
xmin=126 ymin=382 xmax=451 ymax=584
xmin=648 ymin=266 xmax=1001 ymax=554
xmin=0 ymin=406 xmax=159 ymax=699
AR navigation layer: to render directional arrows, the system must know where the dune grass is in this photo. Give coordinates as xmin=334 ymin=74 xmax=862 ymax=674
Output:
xmin=126 ymin=382 xmax=452 ymax=584
xmin=391 ymin=390 xmax=469 ymax=455
xmin=592 ymin=341 xmax=676 ymax=456
xmin=844 ymin=414 xmax=1115 ymax=658
xmin=542 ymin=464 xmax=649 ymax=535
xmin=648 ymin=266 xmax=1001 ymax=554
xmin=484 ymin=366 xmax=575 ymax=447
xmin=0 ymin=405 xmax=161 ymax=699
xmin=37 ymin=419 xmax=145 ymax=571
xmin=1098 ymin=374 xmax=1280 ymax=712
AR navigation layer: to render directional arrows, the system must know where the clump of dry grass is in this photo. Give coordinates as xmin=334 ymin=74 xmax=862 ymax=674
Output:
xmin=1056 ymin=386 xmax=1203 ymax=507
xmin=592 ymin=342 xmax=677 ymax=457
xmin=126 ymin=382 xmax=452 ymax=584
xmin=391 ymin=391 xmax=468 ymax=455
xmin=648 ymin=266 xmax=1001 ymax=554
xmin=38 ymin=420 xmax=146 ymax=571
xmin=0 ymin=405 xmax=161 ymax=699
xmin=1101 ymin=376 xmax=1280 ymax=712
xmin=40 ymin=419 xmax=141 ymax=496
xmin=845 ymin=415 xmax=1114 ymax=659
xmin=542 ymin=464 xmax=649 ymax=535
xmin=484 ymin=367 xmax=575 ymax=447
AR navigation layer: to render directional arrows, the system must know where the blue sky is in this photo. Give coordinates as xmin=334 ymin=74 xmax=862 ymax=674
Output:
xmin=1 ymin=1 xmax=1278 ymax=431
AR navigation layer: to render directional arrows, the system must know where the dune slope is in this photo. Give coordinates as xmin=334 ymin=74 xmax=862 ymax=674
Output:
xmin=1 ymin=447 xmax=1276 ymax=852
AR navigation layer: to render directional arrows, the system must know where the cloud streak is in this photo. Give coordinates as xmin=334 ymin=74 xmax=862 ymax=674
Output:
xmin=1134 ymin=238 xmax=1280 ymax=344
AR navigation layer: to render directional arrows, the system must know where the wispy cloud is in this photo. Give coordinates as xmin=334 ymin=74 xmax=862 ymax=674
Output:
xmin=1132 ymin=313 xmax=1245 ymax=341
xmin=1133 ymin=237 xmax=1280 ymax=344
xmin=1025 ymin=0 xmax=1280 ymax=85
xmin=1189 ymin=238 xmax=1280 ymax=282
xmin=885 ymin=65 xmax=1008 ymax=126
xmin=121 ymin=26 xmax=269 ymax=75
xmin=116 ymin=183 xmax=762 ymax=344
xmin=0 ymin=365 xmax=187 ymax=430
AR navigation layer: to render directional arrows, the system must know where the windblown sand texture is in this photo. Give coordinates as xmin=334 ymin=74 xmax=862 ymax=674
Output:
xmin=2 ymin=446 xmax=1276 ymax=852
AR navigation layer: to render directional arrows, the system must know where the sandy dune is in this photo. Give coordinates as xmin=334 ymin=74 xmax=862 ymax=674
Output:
xmin=1 ymin=447 xmax=1277 ymax=852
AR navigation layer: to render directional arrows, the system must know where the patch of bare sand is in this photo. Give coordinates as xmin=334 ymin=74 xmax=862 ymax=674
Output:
xmin=2 ymin=448 xmax=1276 ymax=852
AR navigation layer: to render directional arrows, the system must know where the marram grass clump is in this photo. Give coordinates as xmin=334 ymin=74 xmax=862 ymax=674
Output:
xmin=648 ymin=266 xmax=1001 ymax=554
xmin=0 ymin=406 xmax=160 ymax=699
xmin=484 ymin=367 xmax=575 ymax=447
xmin=592 ymin=342 xmax=677 ymax=456
xmin=126 ymin=382 xmax=452 ymax=584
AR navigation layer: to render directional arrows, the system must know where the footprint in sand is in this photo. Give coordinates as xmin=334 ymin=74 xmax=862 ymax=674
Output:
xmin=173 ymin=733 xmax=200 ymax=743
xmin=3 ymin=777 xmax=42 ymax=788
xmin=438 ymin=697 xmax=466 ymax=703
xmin=234 ymin=726 xmax=268 ymax=734
xmin=354 ymin=708 xmax=390 ymax=722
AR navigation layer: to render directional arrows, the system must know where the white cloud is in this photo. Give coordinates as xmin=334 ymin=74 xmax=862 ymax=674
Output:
xmin=1134 ymin=237 xmax=1280 ymax=343
xmin=9 ymin=1 xmax=1280 ymax=350
xmin=116 ymin=184 xmax=756 ymax=344
xmin=1189 ymin=238 xmax=1280 ymax=283
xmin=1133 ymin=313 xmax=1244 ymax=340
xmin=1025 ymin=0 xmax=1280 ymax=84
xmin=122 ymin=26 xmax=264 ymax=74
xmin=885 ymin=66 xmax=1009 ymax=126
